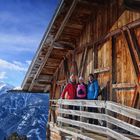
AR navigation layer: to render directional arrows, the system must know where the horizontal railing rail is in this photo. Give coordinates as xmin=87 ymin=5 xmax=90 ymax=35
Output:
xmin=55 ymin=99 xmax=140 ymax=140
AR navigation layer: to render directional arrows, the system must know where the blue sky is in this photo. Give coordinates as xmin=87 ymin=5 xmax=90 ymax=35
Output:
xmin=0 ymin=0 xmax=59 ymax=87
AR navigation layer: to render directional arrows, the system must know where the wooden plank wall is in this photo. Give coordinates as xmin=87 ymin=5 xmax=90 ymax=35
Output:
xmin=53 ymin=1 xmax=140 ymax=109
xmin=75 ymin=8 xmax=140 ymax=108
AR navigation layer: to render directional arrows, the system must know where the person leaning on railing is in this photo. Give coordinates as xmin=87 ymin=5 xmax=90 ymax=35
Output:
xmin=60 ymin=74 xmax=77 ymax=120
xmin=87 ymin=73 xmax=99 ymax=100
xmin=87 ymin=73 xmax=99 ymax=124
xmin=60 ymin=74 xmax=77 ymax=100
xmin=76 ymin=76 xmax=87 ymax=99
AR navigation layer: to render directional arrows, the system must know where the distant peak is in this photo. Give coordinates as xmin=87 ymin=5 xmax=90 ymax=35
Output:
xmin=0 ymin=81 xmax=14 ymax=93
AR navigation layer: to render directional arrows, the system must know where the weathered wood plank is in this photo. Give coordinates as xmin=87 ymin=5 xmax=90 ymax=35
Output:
xmin=58 ymin=99 xmax=106 ymax=108
xmin=106 ymin=128 xmax=131 ymax=140
xmin=94 ymin=67 xmax=110 ymax=74
xmin=112 ymin=83 xmax=136 ymax=89
xmin=107 ymin=115 xmax=140 ymax=136
xmin=58 ymin=108 xmax=105 ymax=121
xmin=57 ymin=80 xmax=67 ymax=85
xmin=57 ymin=117 xmax=131 ymax=140
xmin=57 ymin=116 xmax=107 ymax=135
xmin=107 ymin=101 xmax=140 ymax=121
xmin=58 ymin=108 xmax=140 ymax=136
xmin=58 ymin=100 xmax=140 ymax=121
xmin=58 ymin=127 xmax=95 ymax=140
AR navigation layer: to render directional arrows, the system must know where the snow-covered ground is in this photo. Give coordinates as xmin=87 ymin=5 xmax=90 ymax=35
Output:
xmin=0 ymin=82 xmax=49 ymax=140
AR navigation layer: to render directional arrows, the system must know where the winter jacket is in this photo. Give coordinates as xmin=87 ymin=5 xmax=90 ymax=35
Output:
xmin=87 ymin=80 xmax=99 ymax=100
xmin=61 ymin=82 xmax=77 ymax=99
xmin=76 ymin=83 xmax=87 ymax=99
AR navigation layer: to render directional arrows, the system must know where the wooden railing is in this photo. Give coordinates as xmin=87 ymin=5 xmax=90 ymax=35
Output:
xmin=50 ymin=100 xmax=140 ymax=140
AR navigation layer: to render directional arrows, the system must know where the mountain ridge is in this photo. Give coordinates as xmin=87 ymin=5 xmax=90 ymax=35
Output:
xmin=0 ymin=81 xmax=14 ymax=94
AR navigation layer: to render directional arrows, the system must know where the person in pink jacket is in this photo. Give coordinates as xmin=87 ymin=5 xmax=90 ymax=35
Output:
xmin=76 ymin=76 xmax=87 ymax=99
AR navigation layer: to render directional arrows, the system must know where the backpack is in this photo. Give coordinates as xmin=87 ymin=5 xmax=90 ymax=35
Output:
xmin=77 ymin=84 xmax=86 ymax=99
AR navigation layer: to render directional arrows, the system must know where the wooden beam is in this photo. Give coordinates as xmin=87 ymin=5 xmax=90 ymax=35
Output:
xmin=107 ymin=115 xmax=140 ymax=136
xmin=78 ymin=47 xmax=86 ymax=76
xmin=79 ymin=0 xmax=106 ymax=7
xmin=63 ymin=57 xmax=70 ymax=83
xmin=112 ymin=83 xmax=136 ymax=89
xmin=107 ymin=101 xmax=140 ymax=121
xmin=94 ymin=67 xmax=110 ymax=74
xmin=79 ymin=46 xmax=88 ymax=77
xmin=57 ymin=80 xmax=67 ymax=85
xmin=28 ymin=0 xmax=78 ymax=91
xmin=57 ymin=117 xmax=131 ymax=140
xmin=58 ymin=108 xmax=140 ymax=136
xmin=121 ymin=28 xmax=140 ymax=125
xmin=106 ymin=129 xmax=131 ymax=140
xmin=54 ymin=0 xmax=78 ymax=41
xmin=58 ymin=99 xmax=106 ymax=108
xmin=57 ymin=116 xmax=107 ymax=135
xmin=53 ymin=42 xmax=74 ymax=50
xmin=126 ymin=27 xmax=140 ymax=72
xmin=58 ymin=108 xmax=106 ymax=121
xmin=57 ymin=127 xmax=95 ymax=140
xmin=58 ymin=100 xmax=140 ymax=121
xmin=34 ymin=80 xmax=52 ymax=85
xmin=75 ymin=18 xmax=140 ymax=54
xmin=129 ymin=28 xmax=140 ymax=60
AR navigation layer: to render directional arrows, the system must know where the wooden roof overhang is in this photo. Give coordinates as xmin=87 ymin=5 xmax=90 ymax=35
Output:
xmin=21 ymin=0 xmax=113 ymax=92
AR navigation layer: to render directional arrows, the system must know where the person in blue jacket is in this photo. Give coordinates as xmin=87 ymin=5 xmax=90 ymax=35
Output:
xmin=87 ymin=73 xmax=99 ymax=100
xmin=87 ymin=73 xmax=99 ymax=124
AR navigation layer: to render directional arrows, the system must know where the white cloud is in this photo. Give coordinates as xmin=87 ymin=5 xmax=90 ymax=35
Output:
xmin=0 ymin=72 xmax=7 ymax=79
xmin=0 ymin=33 xmax=40 ymax=53
xmin=0 ymin=33 xmax=38 ymax=45
xmin=0 ymin=59 xmax=27 ymax=72
xmin=13 ymin=61 xmax=23 ymax=66
xmin=26 ymin=60 xmax=31 ymax=65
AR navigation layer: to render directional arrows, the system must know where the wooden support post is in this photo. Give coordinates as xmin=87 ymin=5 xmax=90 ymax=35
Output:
xmin=121 ymin=28 xmax=140 ymax=124
xmin=125 ymin=28 xmax=140 ymax=111
xmin=111 ymin=37 xmax=117 ymax=102
xmin=94 ymin=44 xmax=98 ymax=70
xmin=81 ymin=47 xmax=88 ymax=77
xmin=78 ymin=47 xmax=86 ymax=77
xmin=79 ymin=106 xmax=84 ymax=134
xmin=128 ymin=28 xmax=140 ymax=60
xmin=125 ymin=27 xmax=140 ymax=72
xmin=63 ymin=57 xmax=70 ymax=83
xmin=106 ymin=36 xmax=116 ymax=140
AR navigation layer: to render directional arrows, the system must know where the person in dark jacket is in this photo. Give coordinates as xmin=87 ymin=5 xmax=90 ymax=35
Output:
xmin=61 ymin=74 xmax=77 ymax=99
xmin=87 ymin=73 xmax=99 ymax=100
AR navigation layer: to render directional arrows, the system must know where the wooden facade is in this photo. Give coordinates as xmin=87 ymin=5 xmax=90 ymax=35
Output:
xmin=22 ymin=0 xmax=140 ymax=139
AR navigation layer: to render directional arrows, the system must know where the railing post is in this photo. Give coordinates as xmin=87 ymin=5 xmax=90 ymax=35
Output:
xmin=80 ymin=105 xmax=84 ymax=133
xmin=58 ymin=99 xmax=62 ymax=127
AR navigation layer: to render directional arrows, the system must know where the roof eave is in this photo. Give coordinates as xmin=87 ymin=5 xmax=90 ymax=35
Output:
xmin=21 ymin=0 xmax=64 ymax=89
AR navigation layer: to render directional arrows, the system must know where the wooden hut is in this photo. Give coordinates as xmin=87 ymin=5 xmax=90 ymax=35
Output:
xmin=22 ymin=0 xmax=140 ymax=139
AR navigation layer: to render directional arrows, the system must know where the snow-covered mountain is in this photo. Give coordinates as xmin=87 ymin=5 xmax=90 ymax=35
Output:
xmin=0 ymin=82 xmax=49 ymax=140
xmin=0 ymin=81 xmax=14 ymax=94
